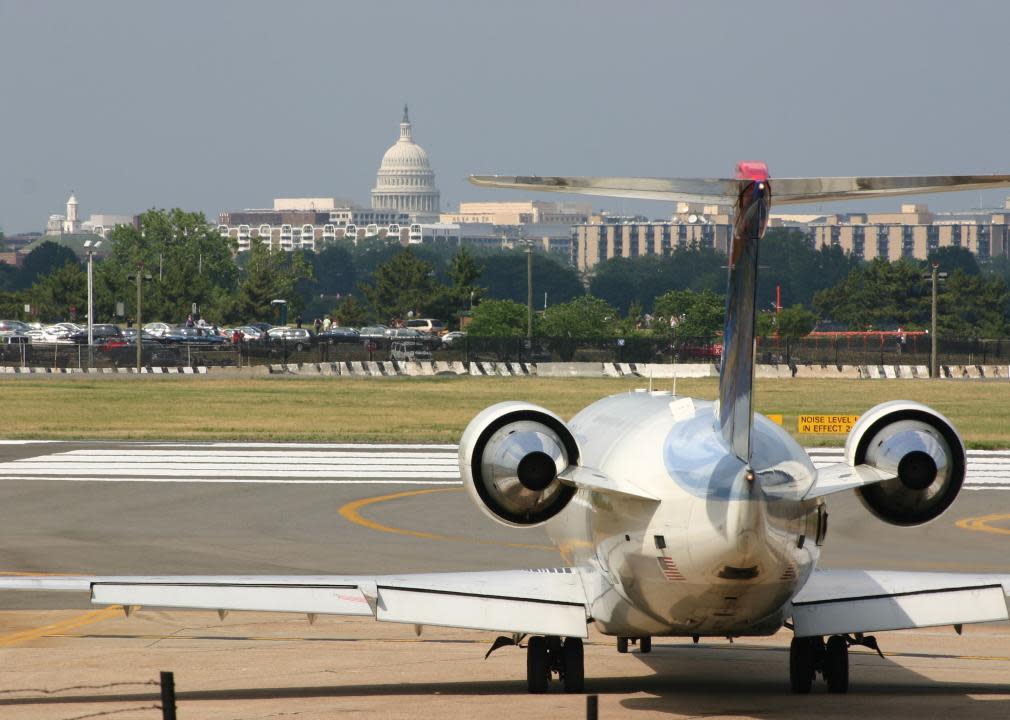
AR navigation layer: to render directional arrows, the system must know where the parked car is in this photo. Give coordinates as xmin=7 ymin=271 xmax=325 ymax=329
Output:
xmin=266 ymin=326 xmax=314 ymax=351
xmin=37 ymin=323 xmax=80 ymax=343
xmin=405 ymin=318 xmax=446 ymax=336
xmin=67 ymin=324 xmax=126 ymax=346
xmin=390 ymin=340 xmax=433 ymax=362
xmin=236 ymin=325 xmax=266 ymax=341
xmin=0 ymin=320 xmax=32 ymax=336
xmin=317 ymin=326 xmax=361 ymax=344
xmin=358 ymin=325 xmax=388 ymax=341
xmin=161 ymin=326 xmax=229 ymax=345
xmin=142 ymin=322 xmax=172 ymax=337
xmin=441 ymin=331 xmax=466 ymax=347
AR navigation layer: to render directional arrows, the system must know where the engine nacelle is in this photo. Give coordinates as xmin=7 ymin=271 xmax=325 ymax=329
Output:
xmin=459 ymin=401 xmax=579 ymax=527
xmin=844 ymin=400 xmax=966 ymax=526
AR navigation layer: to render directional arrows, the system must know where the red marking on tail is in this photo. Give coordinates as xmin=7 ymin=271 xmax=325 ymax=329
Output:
xmin=735 ymin=161 xmax=769 ymax=181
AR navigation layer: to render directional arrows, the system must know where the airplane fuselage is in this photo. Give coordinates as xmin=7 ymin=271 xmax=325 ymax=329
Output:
xmin=546 ymin=390 xmax=823 ymax=638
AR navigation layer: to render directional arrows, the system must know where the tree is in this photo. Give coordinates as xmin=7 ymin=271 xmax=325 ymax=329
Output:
xmin=97 ymin=209 xmax=238 ymax=323
xmin=466 ymin=299 xmax=528 ymax=337
xmin=756 ymin=228 xmax=858 ymax=310
xmin=28 ymin=261 xmax=87 ymax=321
xmin=539 ymin=295 xmax=618 ymax=339
xmin=332 ymin=295 xmax=368 ymax=327
xmin=360 ymin=248 xmax=438 ymax=322
xmin=18 ymin=241 xmax=80 ymax=290
xmin=229 ymin=238 xmax=312 ymax=323
xmin=478 ymin=248 xmax=583 ymax=307
xmin=426 ymin=247 xmax=486 ymax=328
xmin=589 ymin=247 xmax=726 ymax=314
xmin=938 ymin=270 xmax=1008 ymax=338
xmin=928 ymin=246 xmax=979 ymax=276
xmin=777 ymin=305 xmax=818 ymax=340
xmin=813 ymin=259 xmax=928 ymax=330
xmin=652 ymin=288 xmax=725 ymax=338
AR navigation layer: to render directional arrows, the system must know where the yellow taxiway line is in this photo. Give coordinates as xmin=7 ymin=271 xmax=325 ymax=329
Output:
xmin=0 ymin=606 xmax=122 ymax=648
xmin=955 ymin=513 xmax=1010 ymax=536
xmin=338 ymin=487 xmax=555 ymax=552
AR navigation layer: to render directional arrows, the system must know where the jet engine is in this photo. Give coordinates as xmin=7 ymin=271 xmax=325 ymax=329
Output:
xmin=459 ymin=401 xmax=579 ymax=527
xmin=844 ymin=400 xmax=966 ymax=526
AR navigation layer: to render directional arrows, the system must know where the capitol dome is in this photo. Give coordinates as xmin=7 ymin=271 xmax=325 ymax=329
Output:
xmin=371 ymin=105 xmax=440 ymax=220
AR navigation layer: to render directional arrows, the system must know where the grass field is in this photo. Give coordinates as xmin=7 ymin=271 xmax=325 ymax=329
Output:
xmin=4 ymin=375 xmax=1010 ymax=447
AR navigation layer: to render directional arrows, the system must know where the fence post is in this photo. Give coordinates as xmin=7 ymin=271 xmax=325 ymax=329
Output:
xmin=160 ymin=671 xmax=176 ymax=720
xmin=586 ymin=694 xmax=598 ymax=720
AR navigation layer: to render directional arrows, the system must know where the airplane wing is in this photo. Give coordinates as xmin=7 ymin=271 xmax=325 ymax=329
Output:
xmin=469 ymin=173 xmax=1010 ymax=206
xmin=0 ymin=569 xmax=592 ymax=638
xmin=802 ymin=462 xmax=895 ymax=499
xmin=790 ymin=569 xmax=1010 ymax=638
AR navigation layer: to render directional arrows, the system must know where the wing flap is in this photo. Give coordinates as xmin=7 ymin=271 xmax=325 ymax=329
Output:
xmin=793 ymin=570 xmax=1010 ymax=637
xmin=557 ymin=466 xmax=659 ymax=501
xmin=91 ymin=583 xmax=373 ymax=616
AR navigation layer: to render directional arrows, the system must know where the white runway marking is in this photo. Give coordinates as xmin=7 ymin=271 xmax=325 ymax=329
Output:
xmin=0 ymin=444 xmax=1007 ymax=487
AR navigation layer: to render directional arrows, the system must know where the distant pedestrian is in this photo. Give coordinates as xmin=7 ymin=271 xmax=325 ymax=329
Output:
xmin=186 ymin=314 xmax=194 ymax=328
xmin=323 ymin=316 xmax=332 ymax=331
xmin=314 ymin=317 xmax=322 ymax=334
xmin=296 ymin=315 xmax=303 ymax=329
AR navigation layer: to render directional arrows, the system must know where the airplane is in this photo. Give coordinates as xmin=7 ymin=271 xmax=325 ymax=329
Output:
xmin=4 ymin=164 xmax=1010 ymax=695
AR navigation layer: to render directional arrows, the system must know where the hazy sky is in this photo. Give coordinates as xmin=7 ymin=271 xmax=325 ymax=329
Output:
xmin=2 ymin=0 xmax=1009 ymax=234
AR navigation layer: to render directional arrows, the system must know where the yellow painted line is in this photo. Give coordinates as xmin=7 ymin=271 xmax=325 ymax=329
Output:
xmin=0 ymin=606 xmax=122 ymax=648
xmin=955 ymin=513 xmax=1010 ymax=537
xmin=338 ymin=488 xmax=555 ymax=552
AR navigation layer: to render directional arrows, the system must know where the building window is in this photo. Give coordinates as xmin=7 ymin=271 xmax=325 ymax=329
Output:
xmin=927 ymin=225 xmax=939 ymax=252
xmin=853 ymin=226 xmax=865 ymax=260
xmin=877 ymin=226 xmax=889 ymax=257
xmin=979 ymin=225 xmax=990 ymax=257
xmin=901 ymin=225 xmax=914 ymax=259
xmin=951 ymin=224 xmax=962 ymax=247
xmin=830 ymin=226 xmax=841 ymax=246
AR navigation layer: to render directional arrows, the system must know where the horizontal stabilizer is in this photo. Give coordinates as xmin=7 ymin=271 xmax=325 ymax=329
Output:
xmin=470 ymin=173 xmax=1010 ymax=206
xmin=557 ymin=466 xmax=660 ymax=501
xmin=804 ymin=462 xmax=896 ymax=499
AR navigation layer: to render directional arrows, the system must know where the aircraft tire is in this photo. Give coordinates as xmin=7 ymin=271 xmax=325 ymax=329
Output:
xmin=617 ymin=637 xmax=629 ymax=654
xmin=789 ymin=636 xmax=816 ymax=694
xmin=824 ymin=635 xmax=849 ymax=693
xmin=562 ymin=637 xmax=584 ymax=693
xmin=639 ymin=636 xmax=652 ymax=654
xmin=527 ymin=636 xmax=550 ymax=693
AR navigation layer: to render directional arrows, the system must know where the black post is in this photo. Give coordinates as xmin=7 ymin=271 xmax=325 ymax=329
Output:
xmin=586 ymin=694 xmax=599 ymax=720
xmin=160 ymin=671 xmax=176 ymax=720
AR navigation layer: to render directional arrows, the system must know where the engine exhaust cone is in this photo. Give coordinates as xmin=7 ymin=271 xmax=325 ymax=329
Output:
xmin=898 ymin=450 xmax=938 ymax=491
xmin=517 ymin=451 xmax=557 ymax=491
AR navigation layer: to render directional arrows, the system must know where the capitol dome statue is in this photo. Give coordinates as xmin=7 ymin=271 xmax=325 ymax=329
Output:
xmin=371 ymin=105 xmax=440 ymax=221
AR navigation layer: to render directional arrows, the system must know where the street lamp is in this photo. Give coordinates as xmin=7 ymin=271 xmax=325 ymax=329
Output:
xmin=83 ymin=239 xmax=102 ymax=366
xmin=924 ymin=262 xmax=948 ymax=378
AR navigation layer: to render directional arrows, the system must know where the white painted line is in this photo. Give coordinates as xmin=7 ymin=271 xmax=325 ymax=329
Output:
xmin=12 ymin=456 xmax=458 ymax=467
xmin=56 ymin=450 xmax=458 ymax=460
xmin=0 ymin=466 xmax=461 ymax=478
xmin=0 ymin=476 xmax=462 ymax=485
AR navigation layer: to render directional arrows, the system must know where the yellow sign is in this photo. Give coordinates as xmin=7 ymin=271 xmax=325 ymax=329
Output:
xmin=798 ymin=415 xmax=859 ymax=434
xmin=766 ymin=414 xmax=783 ymax=426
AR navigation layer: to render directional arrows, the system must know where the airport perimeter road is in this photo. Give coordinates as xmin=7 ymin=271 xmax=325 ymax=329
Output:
xmin=0 ymin=440 xmax=1009 ymax=719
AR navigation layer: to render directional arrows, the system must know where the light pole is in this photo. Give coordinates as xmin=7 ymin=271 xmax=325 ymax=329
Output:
xmin=128 ymin=266 xmax=153 ymax=371
xmin=526 ymin=242 xmax=533 ymax=340
xmin=83 ymin=239 xmax=102 ymax=367
xmin=926 ymin=262 xmax=947 ymax=378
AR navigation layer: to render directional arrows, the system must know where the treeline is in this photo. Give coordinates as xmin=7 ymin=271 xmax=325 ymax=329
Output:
xmin=3 ymin=214 xmax=1010 ymax=340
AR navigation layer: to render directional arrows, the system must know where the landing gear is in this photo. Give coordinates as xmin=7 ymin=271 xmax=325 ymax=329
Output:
xmin=616 ymin=636 xmax=651 ymax=653
xmin=824 ymin=635 xmax=849 ymax=693
xmin=525 ymin=635 xmax=585 ymax=693
xmin=789 ymin=634 xmax=851 ymax=694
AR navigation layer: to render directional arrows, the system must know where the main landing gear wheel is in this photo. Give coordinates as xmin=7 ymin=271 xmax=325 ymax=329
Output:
xmin=526 ymin=636 xmax=586 ymax=693
xmin=617 ymin=637 xmax=629 ymax=653
xmin=527 ymin=636 xmax=549 ymax=693
xmin=824 ymin=635 xmax=849 ymax=693
xmin=562 ymin=637 xmax=585 ymax=693
xmin=639 ymin=636 xmax=652 ymax=654
xmin=789 ymin=636 xmax=818 ymax=694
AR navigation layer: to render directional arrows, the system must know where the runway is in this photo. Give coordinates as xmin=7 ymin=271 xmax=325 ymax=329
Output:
xmin=0 ymin=440 xmax=1008 ymax=718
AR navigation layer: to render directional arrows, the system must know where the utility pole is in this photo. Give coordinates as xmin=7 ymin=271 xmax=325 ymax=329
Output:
xmin=136 ymin=266 xmax=143 ymax=371
xmin=930 ymin=262 xmax=938 ymax=378
xmin=526 ymin=242 xmax=533 ymax=340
